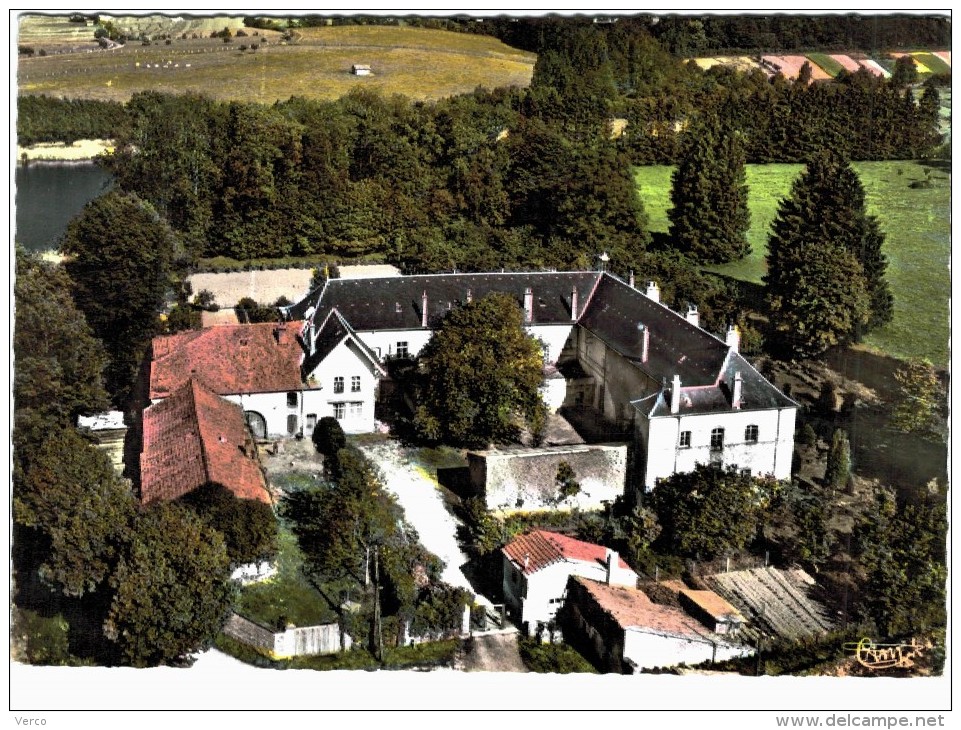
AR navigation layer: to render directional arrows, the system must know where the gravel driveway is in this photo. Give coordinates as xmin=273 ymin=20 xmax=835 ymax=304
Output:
xmin=359 ymin=441 xmax=483 ymax=601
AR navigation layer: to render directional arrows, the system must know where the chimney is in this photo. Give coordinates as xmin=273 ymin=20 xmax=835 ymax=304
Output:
xmin=629 ymin=270 xmax=635 ymax=289
xmin=645 ymin=281 xmax=660 ymax=304
xmin=686 ymin=305 xmax=699 ymax=328
xmin=670 ymin=374 xmax=681 ymax=414
xmin=421 ymin=291 xmax=428 ymax=328
xmin=638 ymin=323 xmax=649 ymax=363
xmin=570 ymin=286 xmax=579 ymax=321
xmin=524 ymin=287 xmax=534 ymax=323
xmin=732 ymin=371 xmax=743 ymax=409
xmin=726 ymin=324 xmax=740 ymax=353
xmin=605 ymin=549 xmax=625 ymax=585
xmin=309 ymin=319 xmax=316 ymax=355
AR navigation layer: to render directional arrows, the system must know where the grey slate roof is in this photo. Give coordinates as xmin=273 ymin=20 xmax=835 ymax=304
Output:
xmin=577 ymin=274 xmax=729 ymax=387
xmin=300 ymin=308 xmax=385 ymax=379
xmin=288 ymin=271 xmax=601 ymax=331
xmin=286 ymin=271 xmax=796 ymax=417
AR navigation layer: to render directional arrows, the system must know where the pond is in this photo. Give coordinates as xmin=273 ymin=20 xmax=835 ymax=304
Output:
xmin=14 ymin=162 xmax=113 ymax=252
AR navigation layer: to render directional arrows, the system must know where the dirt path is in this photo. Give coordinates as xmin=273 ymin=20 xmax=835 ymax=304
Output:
xmin=359 ymin=441 xmax=481 ymax=600
xmin=462 ymin=634 xmax=527 ymax=673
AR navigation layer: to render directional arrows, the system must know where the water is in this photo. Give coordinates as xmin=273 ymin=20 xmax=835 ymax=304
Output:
xmin=14 ymin=162 xmax=113 ymax=252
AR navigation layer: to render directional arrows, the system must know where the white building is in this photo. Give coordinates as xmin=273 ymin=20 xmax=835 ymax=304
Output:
xmin=501 ymin=529 xmax=638 ymax=635
xmin=285 ymin=270 xmax=797 ymax=492
xmin=146 ymin=269 xmax=796 ymax=489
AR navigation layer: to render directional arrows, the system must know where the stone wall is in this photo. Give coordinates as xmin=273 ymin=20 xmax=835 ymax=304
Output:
xmin=223 ymin=612 xmax=352 ymax=658
xmin=467 ymin=443 xmax=628 ymax=513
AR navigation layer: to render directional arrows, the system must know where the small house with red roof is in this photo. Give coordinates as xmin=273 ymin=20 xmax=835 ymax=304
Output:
xmin=501 ymin=529 xmax=638 ymax=635
xmin=562 ymin=576 xmax=752 ymax=673
xmin=140 ymin=379 xmax=271 ymax=505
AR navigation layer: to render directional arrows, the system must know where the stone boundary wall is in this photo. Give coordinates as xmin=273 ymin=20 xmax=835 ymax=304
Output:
xmin=468 ymin=443 xmax=628 ymax=513
xmin=223 ymin=612 xmax=352 ymax=658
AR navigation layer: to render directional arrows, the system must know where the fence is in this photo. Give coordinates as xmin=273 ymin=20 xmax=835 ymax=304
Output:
xmin=223 ymin=612 xmax=352 ymax=659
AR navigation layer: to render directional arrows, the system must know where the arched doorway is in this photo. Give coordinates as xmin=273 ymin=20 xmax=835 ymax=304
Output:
xmin=245 ymin=411 xmax=267 ymax=440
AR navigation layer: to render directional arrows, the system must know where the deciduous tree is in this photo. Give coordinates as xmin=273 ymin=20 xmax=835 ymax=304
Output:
xmin=103 ymin=503 xmax=234 ymax=667
xmin=648 ymin=464 xmax=774 ymax=559
xmin=61 ymin=191 xmax=181 ymax=406
xmin=14 ymin=248 xmax=110 ymax=424
xmin=890 ymin=358 xmax=945 ymax=437
xmin=413 ymin=293 xmax=547 ymax=448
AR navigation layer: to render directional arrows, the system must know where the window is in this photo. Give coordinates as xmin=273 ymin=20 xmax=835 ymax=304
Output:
xmin=745 ymin=424 xmax=759 ymax=443
xmin=710 ymin=427 xmax=725 ymax=451
xmin=333 ymin=403 xmax=346 ymax=420
xmin=679 ymin=431 xmax=692 ymax=448
xmin=287 ymin=414 xmax=298 ymax=435
xmin=287 ymin=391 xmax=298 ymax=408
xmin=396 ymin=341 xmax=409 ymax=358
xmin=349 ymin=402 xmax=363 ymax=419
xmin=351 ymin=376 xmax=361 ymax=392
xmin=333 ymin=376 xmax=344 ymax=394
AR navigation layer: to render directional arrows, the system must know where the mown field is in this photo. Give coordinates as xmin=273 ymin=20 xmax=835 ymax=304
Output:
xmin=634 ymin=161 xmax=950 ymax=366
xmin=16 ymin=16 xmax=536 ymax=103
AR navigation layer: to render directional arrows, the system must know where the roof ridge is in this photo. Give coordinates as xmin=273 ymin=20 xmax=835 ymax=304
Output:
xmin=188 ymin=379 xmax=214 ymax=486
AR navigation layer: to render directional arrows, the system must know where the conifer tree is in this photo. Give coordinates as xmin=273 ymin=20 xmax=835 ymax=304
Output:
xmin=764 ymin=150 xmax=891 ymax=358
xmin=824 ymin=428 xmax=852 ymax=490
xmin=668 ymin=114 xmax=750 ymax=263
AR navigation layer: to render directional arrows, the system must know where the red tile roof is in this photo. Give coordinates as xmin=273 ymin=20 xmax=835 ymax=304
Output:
xmin=573 ymin=577 xmax=706 ymax=638
xmin=502 ymin=530 xmax=632 ymax=576
xmin=679 ymin=588 xmax=745 ymax=622
xmin=140 ymin=379 xmax=271 ymax=505
xmin=150 ymin=322 xmax=306 ymax=400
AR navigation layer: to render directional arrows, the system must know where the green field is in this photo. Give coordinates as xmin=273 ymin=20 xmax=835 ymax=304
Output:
xmin=634 ymin=161 xmax=950 ymax=365
xmin=909 ymin=52 xmax=952 ymax=76
xmin=806 ymin=53 xmax=844 ymax=77
xmin=17 ymin=18 xmax=535 ymax=103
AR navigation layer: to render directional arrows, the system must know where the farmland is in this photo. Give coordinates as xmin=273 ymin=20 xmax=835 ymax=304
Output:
xmin=634 ymin=161 xmax=950 ymax=366
xmin=16 ymin=15 xmax=536 ymax=103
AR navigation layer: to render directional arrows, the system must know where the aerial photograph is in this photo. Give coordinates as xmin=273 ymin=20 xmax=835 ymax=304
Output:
xmin=10 ymin=9 xmax=951 ymax=720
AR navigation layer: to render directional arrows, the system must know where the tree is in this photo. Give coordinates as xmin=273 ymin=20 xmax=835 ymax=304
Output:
xmin=312 ymin=416 xmax=347 ymax=459
xmin=891 ymin=55 xmax=919 ymax=88
xmin=764 ymin=151 xmax=889 ymax=358
xmin=667 ymin=114 xmax=751 ymax=263
xmin=13 ymin=425 xmax=135 ymax=598
xmin=413 ymin=293 xmax=547 ymax=448
xmin=179 ymin=483 xmax=278 ymax=566
xmin=14 ymin=248 xmax=110 ymax=424
xmin=855 ymin=491 xmax=946 ymax=638
xmin=824 ymin=428 xmax=851 ymax=490
xmin=647 ymin=464 xmax=774 ymax=559
xmin=61 ymin=191 xmax=181 ymax=406
xmin=890 ymin=358 xmax=945 ymax=436
xmin=555 ymin=461 xmax=581 ymax=503
xmin=103 ymin=503 xmax=234 ymax=667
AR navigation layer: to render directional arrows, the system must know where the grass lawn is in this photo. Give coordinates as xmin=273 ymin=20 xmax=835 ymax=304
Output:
xmin=17 ymin=20 xmax=535 ymax=103
xmin=634 ymin=160 xmax=950 ymax=366
xmin=234 ymin=523 xmax=340 ymax=630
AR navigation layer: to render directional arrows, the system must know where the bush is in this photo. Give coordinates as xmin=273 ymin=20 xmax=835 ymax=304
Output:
xmin=799 ymin=423 xmax=818 ymax=447
xmin=518 ymin=637 xmax=597 ymax=674
xmin=312 ymin=416 xmax=346 ymax=459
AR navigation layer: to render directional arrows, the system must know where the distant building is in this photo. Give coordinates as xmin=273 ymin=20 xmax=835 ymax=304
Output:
xmin=351 ymin=64 xmax=372 ymax=76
